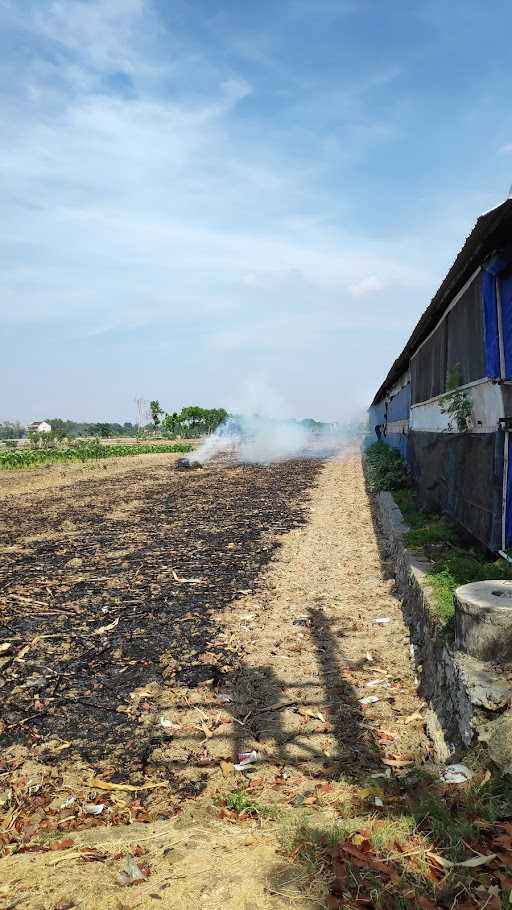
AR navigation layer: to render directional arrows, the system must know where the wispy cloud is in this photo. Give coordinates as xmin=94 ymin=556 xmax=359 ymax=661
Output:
xmin=349 ymin=276 xmax=386 ymax=297
xmin=2 ymin=0 xmax=511 ymax=421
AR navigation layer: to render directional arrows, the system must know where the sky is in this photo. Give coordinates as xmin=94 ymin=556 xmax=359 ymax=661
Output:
xmin=2 ymin=0 xmax=512 ymax=424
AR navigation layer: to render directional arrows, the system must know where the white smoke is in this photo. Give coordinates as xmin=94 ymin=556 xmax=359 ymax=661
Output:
xmin=193 ymin=413 xmax=340 ymax=465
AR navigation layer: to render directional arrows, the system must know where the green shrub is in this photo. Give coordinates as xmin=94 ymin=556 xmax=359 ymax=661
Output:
xmin=365 ymin=441 xmax=410 ymax=492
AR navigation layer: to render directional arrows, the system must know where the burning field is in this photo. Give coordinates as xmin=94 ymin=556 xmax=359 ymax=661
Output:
xmin=0 ymin=455 xmax=322 ymax=846
xmin=2 ymin=453 xmax=512 ymax=910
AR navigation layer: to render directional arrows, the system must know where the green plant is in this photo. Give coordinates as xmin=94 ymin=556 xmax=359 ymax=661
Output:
xmin=0 ymin=442 xmax=192 ymax=471
xmin=440 ymin=364 xmax=473 ymax=432
xmin=365 ymin=442 xmax=410 ymax=492
xmin=392 ymin=489 xmax=512 ymax=624
xmin=223 ymin=787 xmax=260 ymax=815
xmin=150 ymin=400 xmax=163 ymax=430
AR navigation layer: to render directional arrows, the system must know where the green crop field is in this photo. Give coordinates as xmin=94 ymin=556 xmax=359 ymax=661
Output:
xmin=0 ymin=442 xmax=192 ymax=470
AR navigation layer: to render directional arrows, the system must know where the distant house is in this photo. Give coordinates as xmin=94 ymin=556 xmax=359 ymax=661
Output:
xmin=27 ymin=421 xmax=52 ymax=434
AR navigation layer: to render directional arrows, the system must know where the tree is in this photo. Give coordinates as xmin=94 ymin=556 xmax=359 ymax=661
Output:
xmin=150 ymin=400 xmax=163 ymax=430
xmin=161 ymin=412 xmax=180 ymax=437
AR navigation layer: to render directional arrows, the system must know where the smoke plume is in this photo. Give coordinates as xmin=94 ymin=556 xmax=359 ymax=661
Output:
xmin=192 ymin=414 xmax=341 ymax=465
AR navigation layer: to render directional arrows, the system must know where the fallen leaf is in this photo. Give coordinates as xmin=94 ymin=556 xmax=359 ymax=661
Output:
xmin=87 ymin=777 xmax=166 ymax=793
xmin=220 ymin=760 xmax=233 ymax=778
xmin=403 ymin=709 xmax=423 ymax=724
xmin=298 ymin=707 xmax=325 ymax=722
xmin=0 ymin=642 xmax=12 ymax=654
xmin=79 ymin=847 xmax=108 ymax=863
xmin=171 ymin=570 xmax=204 ymax=584
xmin=51 ymin=838 xmax=75 ymax=851
xmin=454 ymin=852 xmax=497 ymax=868
xmin=427 ymin=851 xmax=453 ymax=869
xmin=381 ymin=757 xmax=413 ymax=768
xmin=93 ymin=617 xmax=119 ymax=636
xmin=316 ymin=782 xmax=332 ymax=795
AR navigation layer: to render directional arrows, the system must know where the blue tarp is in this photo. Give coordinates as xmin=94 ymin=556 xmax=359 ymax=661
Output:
xmin=482 ymin=253 xmax=512 ymax=380
xmin=387 ymin=384 xmax=411 ymax=422
xmin=500 ymin=268 xmax=512 ymax=379
xmin=385 ymin=432 xmax=410 ymax=463
xmin=368 ymin=400 xmax=386 ymax=436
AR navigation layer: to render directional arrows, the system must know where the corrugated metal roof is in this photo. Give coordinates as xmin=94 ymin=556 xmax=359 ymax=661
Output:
xmin=371 ymin=197 xmax=512 ymax=405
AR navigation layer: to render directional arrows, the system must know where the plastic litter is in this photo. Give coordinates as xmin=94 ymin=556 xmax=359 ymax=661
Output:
xmin=116 ymin=857 xmax=147 ymax=886
xmin=84 ymin=803 xmax=105 ymax=815
xmin=215 ymin=693 xmax=233 ymax=704
xmin=359 ymin=695 xmax=380 ymax=705
xmin=234 ymin=750 xmax=259 ymax=771
xmin=439 ymin=764 xmax=473 ymax=784
xmin=374 ymin=617 xmax=391 ymax=625
xmin=159 ymin=716 xmax=181 ymax=731
xmin=374 ymin=797 xmax=384 ymax=807
xmin=366 ymin=679 xmax=388 ymax=688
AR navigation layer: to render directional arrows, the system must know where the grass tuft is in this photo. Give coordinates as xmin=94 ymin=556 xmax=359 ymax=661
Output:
xmin=391 ymin=488 xmax=512 ymax=625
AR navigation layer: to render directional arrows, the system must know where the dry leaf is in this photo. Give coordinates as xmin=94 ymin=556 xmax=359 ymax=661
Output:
xmin=220 ymin=760 xmax=233 ymax=778
xmin=51 ymin=838 xmax=75 ymax=851
xmin=93 ymin=617 xmax=119 ymax=636
xmin=454 ymin=852 xmax=497 ymax=868
xmin=403 ymin=709 xmax=423 ymax=724
xmin=381 ymin=757 xmax=413 ymax=768
xmin=87 ymin=777 xmax=166 ymax=792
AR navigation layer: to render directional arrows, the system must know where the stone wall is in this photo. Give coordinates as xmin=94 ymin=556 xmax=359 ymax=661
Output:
xmin=375 ymin=491 xmax=512 ymax=768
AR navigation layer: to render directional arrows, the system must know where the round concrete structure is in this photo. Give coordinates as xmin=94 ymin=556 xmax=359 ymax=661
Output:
xmin=454 ymin=580 xmax=512 ymax=663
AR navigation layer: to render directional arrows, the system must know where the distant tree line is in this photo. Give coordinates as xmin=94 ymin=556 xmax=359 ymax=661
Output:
xmin=0 ymin=421 xmax=25 ymax=440
xmin=46 ymin=419 xmax=140 ymax=438
xmin=0 ymin=419 xmax=139 ymax=440
xmin=160 ymin=406 xmax=228 ymax=438
xmin=0 ymin=408 xmax=360 ymax=443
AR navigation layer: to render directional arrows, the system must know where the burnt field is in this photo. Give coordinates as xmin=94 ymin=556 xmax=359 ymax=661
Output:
xmin=0 ymin=459 xmax=321 ymax=783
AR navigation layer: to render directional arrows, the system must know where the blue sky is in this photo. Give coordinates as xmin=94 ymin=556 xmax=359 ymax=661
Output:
xmin=2 ymin=0 xmax=512 ymax=423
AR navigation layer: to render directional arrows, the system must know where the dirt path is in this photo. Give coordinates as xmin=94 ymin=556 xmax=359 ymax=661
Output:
xmin=1 ymin=452 xmax=430 ymax=909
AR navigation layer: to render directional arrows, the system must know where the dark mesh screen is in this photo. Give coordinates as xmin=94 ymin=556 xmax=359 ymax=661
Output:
xmin=446 ymin=275 xmax=485 ymax=384
xmin=411 ymin=273 xmax=485 ymax=405
xmin=409 ymin=431 xmax=503 ymax=551
xmin=411 ymin=321 xmax=447 ymax=404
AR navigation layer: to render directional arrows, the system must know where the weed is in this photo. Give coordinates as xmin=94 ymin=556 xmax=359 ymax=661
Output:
xmin=218 ymin=786 xmax=274 ymax=819
xmin=425 ymin=554 xmax=512 ymax=624
xmin=391 ymin=489 xmax=512 ymax=624
xmin=365 ymin=442 xmax=411 ymax=493
xmin=440 ymin=364 xmax=473 ymax=433
xmin=279 ymin=770 xmax=512 ymax=908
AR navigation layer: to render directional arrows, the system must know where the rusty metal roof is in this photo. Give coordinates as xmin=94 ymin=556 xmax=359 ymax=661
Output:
xmin=371 ymin=198 xmax=512 ymax=404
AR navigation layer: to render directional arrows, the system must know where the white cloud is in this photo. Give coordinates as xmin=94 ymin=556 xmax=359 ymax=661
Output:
xmin=499 ymin=143 xmax=512 ymax=155
xmin=0 ymin=0 xmax=478 ymax=421
xmin=348 ymin=275 xmax=386 ymax=297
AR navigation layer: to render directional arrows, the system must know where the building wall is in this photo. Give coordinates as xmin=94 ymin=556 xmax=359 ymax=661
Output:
xmin=369 ymin=257 xmax=512 ymax=551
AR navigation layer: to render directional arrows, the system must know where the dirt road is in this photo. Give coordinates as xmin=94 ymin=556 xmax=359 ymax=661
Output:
xmin=1 ymin=452 xmax=430 ymax=909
